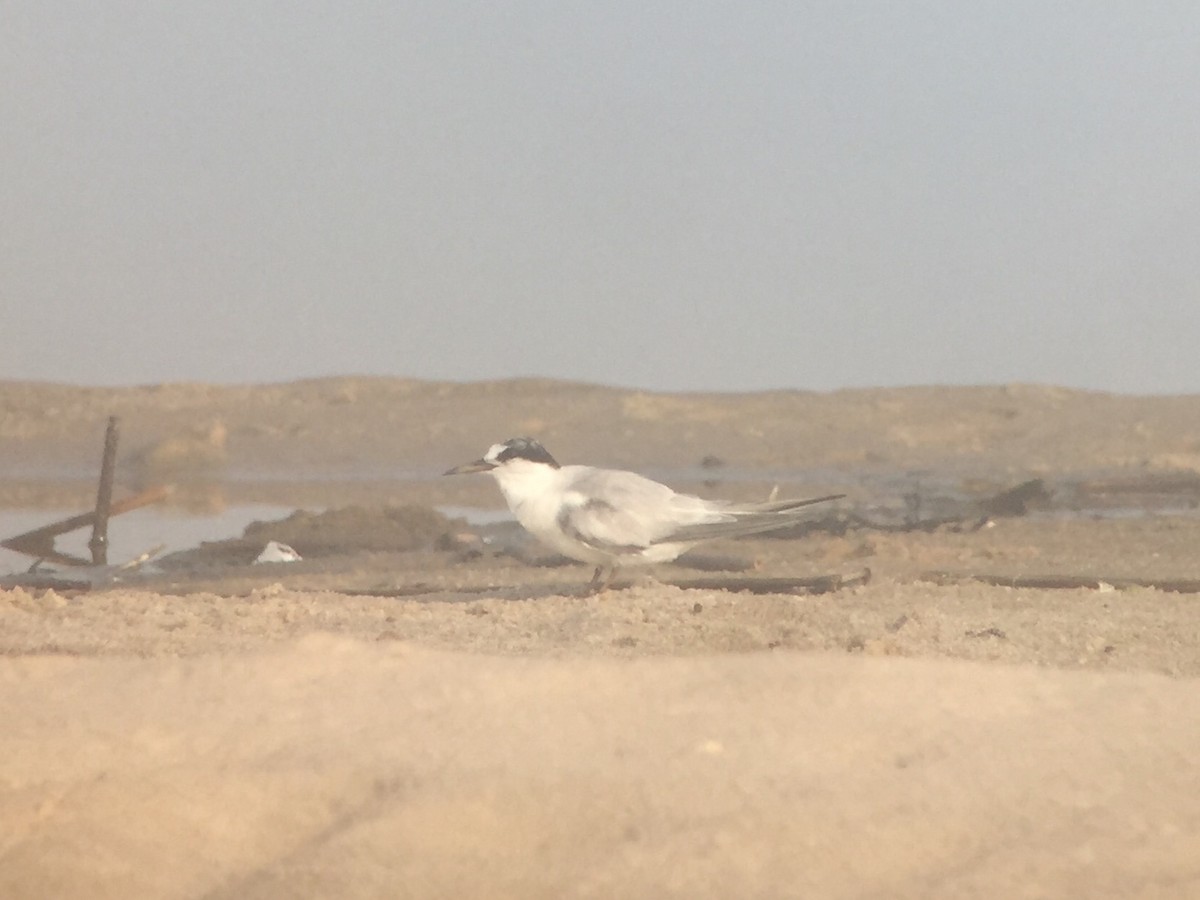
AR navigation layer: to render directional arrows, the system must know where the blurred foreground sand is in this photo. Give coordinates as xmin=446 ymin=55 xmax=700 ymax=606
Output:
xmin=3 ymin=634 xmax=1199 ymax=899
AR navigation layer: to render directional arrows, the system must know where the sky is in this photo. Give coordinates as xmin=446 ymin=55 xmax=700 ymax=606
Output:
xmin=3 ymin=2 xmax=1200 ymax=394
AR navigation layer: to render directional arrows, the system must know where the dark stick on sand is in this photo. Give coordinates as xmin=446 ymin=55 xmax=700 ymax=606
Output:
xmin=919 ymin=571 xmax=1200 ymax=594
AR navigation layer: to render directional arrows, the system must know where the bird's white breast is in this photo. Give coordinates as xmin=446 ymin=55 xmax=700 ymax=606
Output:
xmin=490 ymin=463 xmax=619 ymax=564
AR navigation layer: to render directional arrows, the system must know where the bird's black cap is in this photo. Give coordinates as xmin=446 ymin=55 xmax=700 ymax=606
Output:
xmin=492 ymin=437 xmax=560 ymax=468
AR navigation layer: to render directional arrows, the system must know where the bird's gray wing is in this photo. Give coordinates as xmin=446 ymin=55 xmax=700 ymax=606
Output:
xmin=555 ymin=498 xmax=648 ymax=554
xmin=555 ymin=469 xmax=841 ymax=551
xmin=554 ymin=468 xmax=694 ymax=553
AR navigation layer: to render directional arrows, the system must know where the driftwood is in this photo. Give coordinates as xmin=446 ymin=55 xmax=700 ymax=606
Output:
xmin=663 ymin=569 xmax=871 ymax=595
xmin=976 ymin=478 xmax=1051 ymax=517
xmin=2 ymin=486 xmax=170 ymax=566
xmin=1 ymin=416 xmax=170 ymax=567
xmin=919 ymin=571 xmax=1200 ymax=594
xmin=338 ymin=569 xmax=871 ymax=600
xmin=895 ymin=478 xmax=1051 ymax=533
xmin=0 ymin=544 xmax=167 ymax=592
xmin=1 ymin=486 xmax=170 ymax=567
xmin=88 ymin=416 xmax=120 ymax=564
xmin=765 ymin=478 xmax=1054 ymax=540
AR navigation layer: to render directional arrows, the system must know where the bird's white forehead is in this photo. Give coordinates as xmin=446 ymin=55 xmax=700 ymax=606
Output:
xmin=483 ymin=442 xmax=509 ymax=463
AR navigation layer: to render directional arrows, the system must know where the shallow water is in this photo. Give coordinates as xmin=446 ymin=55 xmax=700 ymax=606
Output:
xmin=3 ymin=462 xmax=1198 ymax=577
xmin=0 ymin=504 xmax=297 ymax=576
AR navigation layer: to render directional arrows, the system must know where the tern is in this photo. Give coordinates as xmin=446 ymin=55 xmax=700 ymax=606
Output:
xmin=445 ymin=438 xmax=842 ymax=592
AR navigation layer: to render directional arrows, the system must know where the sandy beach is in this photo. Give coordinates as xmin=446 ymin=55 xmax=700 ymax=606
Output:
xmin=2 ymin=378 xmax=1200 ymax=898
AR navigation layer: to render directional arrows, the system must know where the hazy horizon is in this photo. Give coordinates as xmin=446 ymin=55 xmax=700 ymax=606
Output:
xmin=8 ymin=372 xmax=1197 ymax=401
xmin=5 ymin=3 xmax=1200 ymax=395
